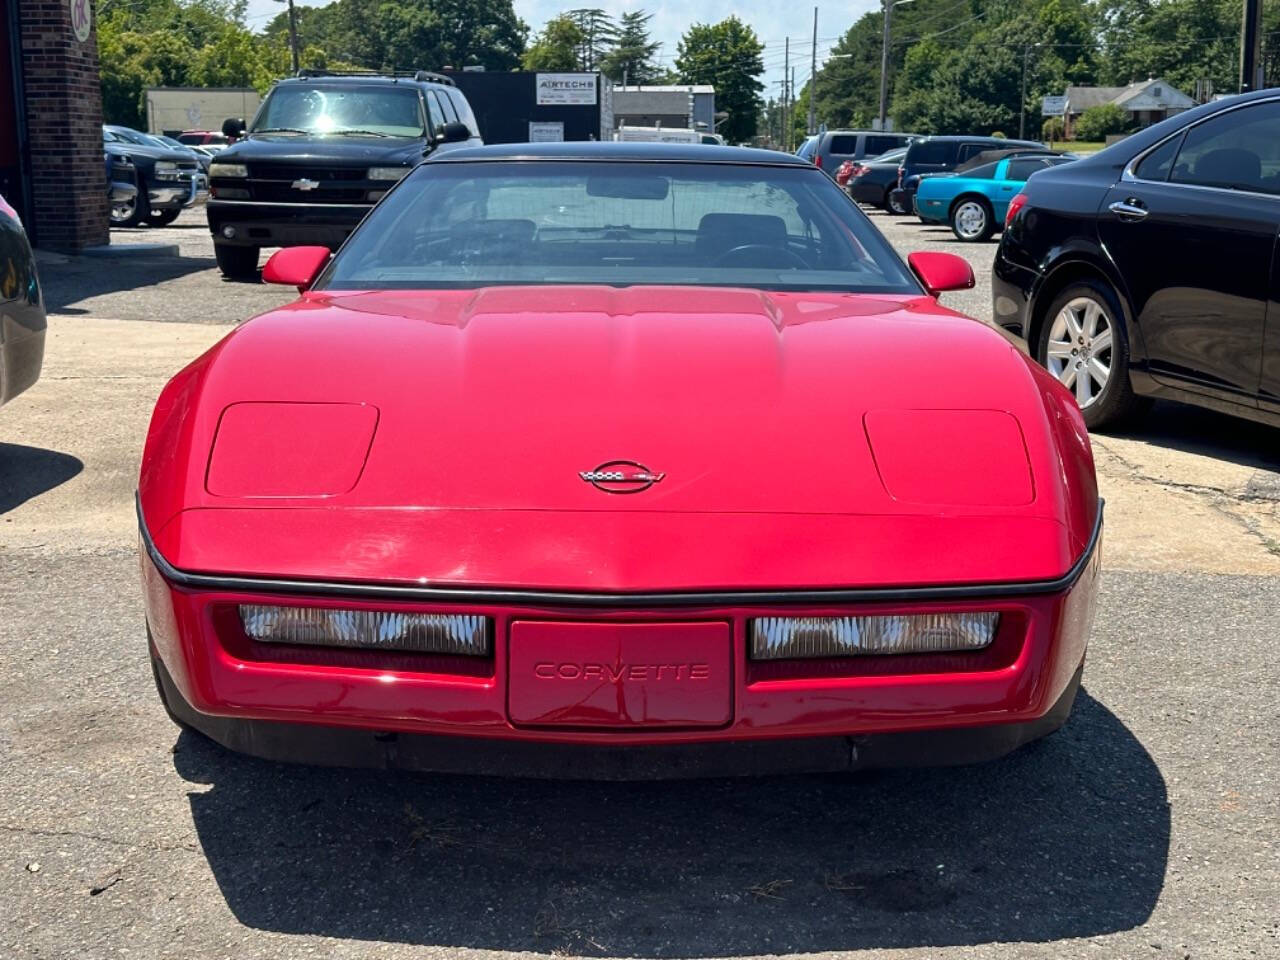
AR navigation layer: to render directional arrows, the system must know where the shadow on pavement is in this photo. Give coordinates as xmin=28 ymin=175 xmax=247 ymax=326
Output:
xmin=1100 ymin=400 xmax=1280 ymax=477
xmin=175 ymin=689 xmax=1168 ymax=955
xmin=0 ymin=443 xmax=83 ymax=513
xmin=40 ymin=254 xmax=218 ymax=315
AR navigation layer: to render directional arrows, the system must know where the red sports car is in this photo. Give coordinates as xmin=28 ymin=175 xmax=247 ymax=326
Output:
xmin=139 ymin=143 xmax=1101 ymax=778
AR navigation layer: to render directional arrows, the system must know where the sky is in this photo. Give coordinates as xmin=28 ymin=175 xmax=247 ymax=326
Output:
xmin=241 ymin=0 xmax=883 ymax=96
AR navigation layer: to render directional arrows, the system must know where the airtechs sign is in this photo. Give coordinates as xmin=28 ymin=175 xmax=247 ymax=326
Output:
xmin=69 ymin=0 xmax=92 ymax=42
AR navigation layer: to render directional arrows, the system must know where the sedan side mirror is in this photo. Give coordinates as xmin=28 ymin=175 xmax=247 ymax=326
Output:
xmin=262 ymin=246 xmax=331 ymax=292
xmin=907 ymin=251 xmax=975 ymax=297
xmin=438 ymin=121 xmax=471 ymax=144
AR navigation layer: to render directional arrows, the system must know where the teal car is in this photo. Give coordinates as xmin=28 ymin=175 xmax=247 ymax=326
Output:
xmin=915 ymin=153 xmax=1076 ymax=242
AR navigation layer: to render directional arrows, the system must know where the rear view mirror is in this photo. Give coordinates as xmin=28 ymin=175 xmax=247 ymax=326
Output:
xmin=907 ymin=251 xmax=975 ymax=297
xmin=262 ymin=246 xmax=331 ymax=292
xmin=438 ymin=122 xmax=471 ymax=144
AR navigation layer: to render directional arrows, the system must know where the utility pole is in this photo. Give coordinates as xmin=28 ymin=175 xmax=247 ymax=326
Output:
xmin=783 ymin=64 xmax=793 ymax=149
xmin=1241 ymin=0 xmax=1263 ymax=92
xmin=783 ymin=37 xmax=790 ymax=150
xmin=275 ymin=0 xmax=300 ymax=73
xmin=1020 ymin=44 xmax=1030 ymax=140
xmin=807 ymin=8 xmax=818 ymax=136
xmin=877 ymin=1 xmax=894 ymax=131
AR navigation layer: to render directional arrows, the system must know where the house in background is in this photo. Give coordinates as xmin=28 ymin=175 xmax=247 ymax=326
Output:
xmin=1062 ymin=79 xmax=1195 ymax=138
xmin=610 ymin=85 xmax=716 ymax=133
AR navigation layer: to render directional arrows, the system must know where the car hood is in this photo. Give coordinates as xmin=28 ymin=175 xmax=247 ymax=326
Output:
xmin=140 ymin=286 xmax=1097 ymax=589
xmin=105 ymin=141 xmax=193 ymax=163
xmin=219 ymin=134 xmax=425 ymax=167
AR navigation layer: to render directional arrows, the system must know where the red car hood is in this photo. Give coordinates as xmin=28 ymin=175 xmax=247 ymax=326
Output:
xmin=140 ymin=285 xmax=1097 ymax=591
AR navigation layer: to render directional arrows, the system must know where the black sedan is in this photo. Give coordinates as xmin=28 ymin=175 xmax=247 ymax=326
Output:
xmin=844 ymin=147 xmax=908 ymax=210
xmin=994 ymin=90 xmax=1280 ymax=431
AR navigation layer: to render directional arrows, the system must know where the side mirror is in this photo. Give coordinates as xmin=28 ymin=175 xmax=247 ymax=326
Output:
xmin=262 ymin=246 xmax=331 ymax=292
xmin=907 ymin=251 xmax=975 ymax=297
xmin=221 ymin=117 xmax=247 ymax=139
xmin=438 ymin=121 xmax=471 ymax=144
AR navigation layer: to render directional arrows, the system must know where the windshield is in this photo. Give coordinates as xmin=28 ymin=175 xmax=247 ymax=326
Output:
xmin=252 ymin=85 xmax=425 ymax=137
xmin=321 ymin=161 xmax=920 ymax=294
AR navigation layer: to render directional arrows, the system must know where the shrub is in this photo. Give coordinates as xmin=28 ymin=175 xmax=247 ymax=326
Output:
xmin=1042 ymin=116 xmax=1064 ymax=142
xmin=1074 ymin=103 xmax=1128 ymax=141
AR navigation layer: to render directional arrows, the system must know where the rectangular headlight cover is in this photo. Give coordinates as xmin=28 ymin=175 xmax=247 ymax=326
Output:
xmin=240 ymin=605 xmax=490 ymax=656
xmin=750 ymin=612 xmax=999 ymax=660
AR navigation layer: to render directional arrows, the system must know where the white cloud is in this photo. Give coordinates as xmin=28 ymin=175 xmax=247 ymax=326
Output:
xmin=242 ymin=0 xmax=881 ymax=90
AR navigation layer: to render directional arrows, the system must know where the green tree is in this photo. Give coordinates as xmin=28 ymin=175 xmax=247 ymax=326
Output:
xmin=599 ymin=10 xmax=661 ymax=84
xmin=522 ymin=14 xmax=585 ymax=71
xmin=675 ymin=16 xmax=764 ymax=143
xmin=1074 ymin=102 xmax=1127 ymax=140
xmin=565 ymin=8 xmax=618 ymax=70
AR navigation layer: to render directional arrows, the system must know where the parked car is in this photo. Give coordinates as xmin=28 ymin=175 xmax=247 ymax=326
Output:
xmin=139 ymin=141 xmax=1101 ymax=778
xmin=916 ymin=153 xmax=1075 ymax=241
xmin=809 ymin=129 xmax=916 ymax=172
xmin=994 ymin=89 xmax=1280 ymax=430
xmin=795 ymin=135 xmax=818 ymax=161
xmin=207 ymin=69 xmax=482 ymax=280
xmin=104 ymin=146 xmax=139 ymax=225
xmin=0 ymin=193 xmax=44 ymax=409
xmin=890 ymin=136 xmax=1044 ymax=219
xmin=150 ymin=133 xmax=213 ymax=174
xmin=841 ymin=146 xmax=909 ymax=207
xmin=102 ymin=125 xmax=207 ymax=227
xmin=178 ymin=130 xmax=232 ymax=146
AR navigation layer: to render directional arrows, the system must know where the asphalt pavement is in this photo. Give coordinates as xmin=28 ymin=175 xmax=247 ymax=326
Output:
xmin=1 ymin=204 xmax=1277 ymax=960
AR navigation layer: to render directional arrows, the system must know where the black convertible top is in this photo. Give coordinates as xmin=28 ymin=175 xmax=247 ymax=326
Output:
xmin=430 ymin=141 xmax=811 ymax=166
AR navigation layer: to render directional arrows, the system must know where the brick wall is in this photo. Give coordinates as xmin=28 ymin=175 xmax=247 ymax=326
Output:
xmin=18 ymin=0 xmax=107 ymax=250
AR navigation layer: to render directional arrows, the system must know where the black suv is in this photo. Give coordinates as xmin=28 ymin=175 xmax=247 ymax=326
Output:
xmin=207 ymin=70 xmax=482 ymax=279
xmin=889 ymin=135 xmax=1043 ymax=217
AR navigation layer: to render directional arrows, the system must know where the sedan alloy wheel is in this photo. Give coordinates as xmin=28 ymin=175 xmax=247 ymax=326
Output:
xmin=1045 ymin=296 xmax=1112 ymax=409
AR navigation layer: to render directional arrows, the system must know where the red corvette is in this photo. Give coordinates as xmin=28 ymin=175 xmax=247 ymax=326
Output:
xmin=139 ymin=143 xmax=1101 ymax=777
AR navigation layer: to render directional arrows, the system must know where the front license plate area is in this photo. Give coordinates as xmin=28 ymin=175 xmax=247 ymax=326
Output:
xmin=508 ymin=621 xmax=732 ymax=728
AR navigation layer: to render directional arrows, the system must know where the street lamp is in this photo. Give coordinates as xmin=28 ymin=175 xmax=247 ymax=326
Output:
xmin=878 ymin=0 xmax=913 ymax=132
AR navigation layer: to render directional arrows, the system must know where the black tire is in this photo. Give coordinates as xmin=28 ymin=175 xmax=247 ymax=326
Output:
xmin=950 ymin=196 xmax=994 ymax=242
xmin=115 ymin=177 xmax=150 ymax=228
xmin=214 ymin=243 xmax=260 ymax=281
xmin=1036 ymin=279 xmax=1150 ymax=431
xmin=881 ymin=186 xmax=897 ymax=210
xmin=887 ymin=191 xmax=910 ymax=216
xmin=147 ymin=207 xmax=181 ymax=227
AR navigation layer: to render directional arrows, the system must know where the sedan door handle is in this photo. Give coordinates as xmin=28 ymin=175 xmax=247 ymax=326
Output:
xmin=1108 ymin=199 xmax=1149 ymax=221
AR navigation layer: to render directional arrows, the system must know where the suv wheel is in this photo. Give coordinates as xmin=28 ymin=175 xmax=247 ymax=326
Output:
xmin=112 ymin=177 xmax=149 ymax=228
xmin=1036 ymin=280 xmax=1149 ymax=430
xmin=215 ymin=243 xmax=260 ymax=281
xmin=951 ymin=198 xmax=993 ymax=242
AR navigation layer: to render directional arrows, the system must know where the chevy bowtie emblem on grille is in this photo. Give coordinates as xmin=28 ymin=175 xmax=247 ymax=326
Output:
xmin=292 ymin=178 xmax=320 ymax=191
xmin=580 ymin=460 xmax=665 ymax=494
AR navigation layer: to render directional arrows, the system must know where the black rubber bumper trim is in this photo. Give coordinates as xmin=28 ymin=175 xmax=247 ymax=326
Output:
xmin=152 ymin=650 xmax=1084 ymax=779
xmin=136 ymin=494 xmax=1103 ymax=608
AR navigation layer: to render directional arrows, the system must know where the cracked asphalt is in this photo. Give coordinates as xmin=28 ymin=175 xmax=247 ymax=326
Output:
xmin=1 ymin=206 xmax=1277 ymax=959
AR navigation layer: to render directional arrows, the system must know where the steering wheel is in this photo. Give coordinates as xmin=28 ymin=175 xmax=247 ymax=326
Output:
xmin=713 ymin=243 xmax=811 ymax=269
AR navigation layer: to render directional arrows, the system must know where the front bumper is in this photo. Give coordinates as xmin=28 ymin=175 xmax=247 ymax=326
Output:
xmin=206 ymin=198 xmax=371 ymax=249
xmin=149 ymin=175 xmax=207 ymax=210
xmin=140 ymin=504 xmax=1102 ymax=773
xmin=915 ymin=196 xmax=947 ymax=224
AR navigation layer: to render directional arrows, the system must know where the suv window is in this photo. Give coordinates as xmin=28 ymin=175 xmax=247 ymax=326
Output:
xmin=1007 ymin=158 xmax=1050 ymax=180
xmin=1170 ymin=101 xmax=1280 ymax=194
xmin=908 ymin=140 xmax=953 ymax=165
xmin=957 ymin=142 xmax=992 ymax=162
xmin=827 ymin=135 xmax=859 ymax=155
xmin=432 ymin=90 xmax=459 ymax=124
xmin=425 ymin=91 xmax=446 ymax=134
xmin=445 ymin=87 xmax=478 ymax=135
xmin=864 ymin=135 xmax=901 ymax=156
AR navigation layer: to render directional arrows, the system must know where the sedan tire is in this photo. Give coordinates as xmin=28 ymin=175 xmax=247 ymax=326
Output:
xmin=887 ymin=191 xmax=910 ymax=216
xmin=951 ymin=197 xmax=994 ymax=242
xmin=1037 ymin=279 xmax=1149 ymax=431
xmin=112 ymin=177 xmax=149 ymax=228
xmin=148 ymin=208 xmax=182 ymax=227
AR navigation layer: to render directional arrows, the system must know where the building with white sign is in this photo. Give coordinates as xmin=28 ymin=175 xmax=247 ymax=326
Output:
xmin=1061 ymin=79 xmax=1195 ymax=138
